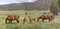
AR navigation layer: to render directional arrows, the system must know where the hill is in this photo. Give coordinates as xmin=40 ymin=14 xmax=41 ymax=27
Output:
xmin=0 ymin=0 xmax=52 ymax=11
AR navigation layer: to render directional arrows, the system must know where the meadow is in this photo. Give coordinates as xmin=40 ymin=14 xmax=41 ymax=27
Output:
xmin=0 ymin=10 xmax=60 ymax=29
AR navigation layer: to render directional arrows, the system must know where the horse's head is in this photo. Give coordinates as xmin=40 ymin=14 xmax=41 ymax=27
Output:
xmin=51 ymin=14 xmax=54 ymax=20
xmin=37 ymin=16 xmax=41 ymax=22
xmin=17 ymin=16 xmax=19 ymax=19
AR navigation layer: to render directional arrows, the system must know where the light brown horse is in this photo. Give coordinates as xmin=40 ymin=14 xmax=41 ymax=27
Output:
xmin=23 ymin=16 xmax=27 ymax=24
xmin=5 ymin=15 xmax=19 ymax=24
xmin=37 ymin=14 xmax=54 ymax=22
xmin=28 ymin=16 xmax=35 ymax=23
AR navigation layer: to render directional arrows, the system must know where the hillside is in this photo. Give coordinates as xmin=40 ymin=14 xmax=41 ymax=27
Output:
xmin=0 ymin=0 xmax=52 ymax=11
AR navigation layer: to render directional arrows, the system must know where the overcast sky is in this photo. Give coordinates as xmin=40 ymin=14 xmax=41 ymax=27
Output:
xmin=0 ymin=0 xmax=37 ymax=5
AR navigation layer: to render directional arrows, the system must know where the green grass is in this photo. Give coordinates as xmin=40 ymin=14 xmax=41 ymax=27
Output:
xmin=0 ymin=10 xmax=60 ymax=29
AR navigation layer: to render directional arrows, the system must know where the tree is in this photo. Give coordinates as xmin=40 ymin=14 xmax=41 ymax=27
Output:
xmin=58 ymin=0 xmax=60 ymax=11
xmin=50 ymin=0 xmax=59 ymax=15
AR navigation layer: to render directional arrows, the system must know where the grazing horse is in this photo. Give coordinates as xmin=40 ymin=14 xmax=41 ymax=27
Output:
xmin=28 ymin=16 xmax=35 ymax=23
xmin=5 ymin=15 xmax=19 ymax=24
xmin=37 ymin=14 xmax=54 ymax=22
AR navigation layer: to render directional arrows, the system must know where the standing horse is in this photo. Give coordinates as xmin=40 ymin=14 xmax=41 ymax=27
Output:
xmin=28 ymin=16 xmax=35 ymax=23
xmin=37 ymin=14 xmax=54 ymax=22
xmin=5 ymin=15 xmax=19 ymax=24
xmin=23 ymin=16 xmax=27 ymax=24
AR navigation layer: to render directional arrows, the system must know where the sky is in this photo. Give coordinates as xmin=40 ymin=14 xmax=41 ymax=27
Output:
xmin=0 ymin=0 xmax=37 ymax=5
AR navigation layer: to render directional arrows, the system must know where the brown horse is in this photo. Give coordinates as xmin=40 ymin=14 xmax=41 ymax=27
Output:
xmin=37 ymin=14 xmax=54 ymax=22
xmin=5 ymin=15 xmax=19 ymax=24
xmin=28 ymin=16 xmax=35 ymax=23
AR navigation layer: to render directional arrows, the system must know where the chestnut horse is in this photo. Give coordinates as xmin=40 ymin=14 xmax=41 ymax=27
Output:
xmin=37 ymin=14 xmax=54 ymax=22
xmin=5 ymin=15 xmax=19 ymax=24
xmin=28 ymin=16 xmax=35 ymax=23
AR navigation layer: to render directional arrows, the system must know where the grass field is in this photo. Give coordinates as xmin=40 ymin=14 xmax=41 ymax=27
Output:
xmin=0 ymin=10 xmax=60 ymax=29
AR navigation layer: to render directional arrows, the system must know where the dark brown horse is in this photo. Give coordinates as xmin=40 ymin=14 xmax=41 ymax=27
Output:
xmin=5 ymin=15 xmax=19 ymax=24
xmin=28 ymin=16 xmax=35 ymax=23
xmin=37 ymin=14 xmax=54 ymax=22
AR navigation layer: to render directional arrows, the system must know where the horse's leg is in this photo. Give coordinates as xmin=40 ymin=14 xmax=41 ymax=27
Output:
xmin=23 ymin=19 xmax=26 ymax=24
xmin=48 ymin=18 xmax=52 ymax=22
xmin=33 ymin=19 xmax=35 ymax=22
xmin=49 ymin=19 xmax=50 ymax=22
xmin=50 ymin=18 xmax=52 ymax=21
xmin=37 ymin=18 xmax=39 ymax=22
xmin=10 ymin=20 xmax=12 ymax=23
xmin=42 ymin=19 xmax=44 ymax=22
xmin=16 ymin=19 xmax=19 ymax=24
xmin=30 ymin=19 xmax=32 ymax=23
xmin=9 ymin=20 xmax=11 ymax=24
